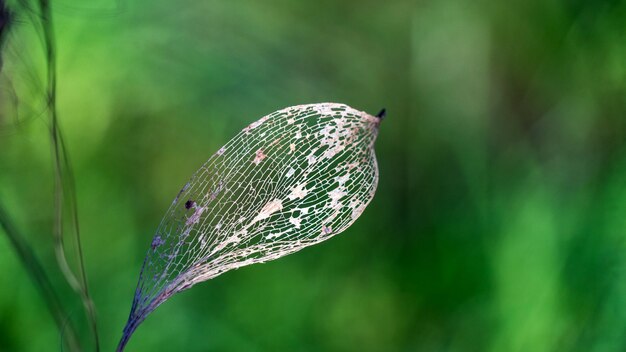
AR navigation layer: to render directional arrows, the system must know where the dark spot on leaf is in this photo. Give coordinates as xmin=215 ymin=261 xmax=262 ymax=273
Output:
xmin=185 ymin=200 xmax=195 ymax=209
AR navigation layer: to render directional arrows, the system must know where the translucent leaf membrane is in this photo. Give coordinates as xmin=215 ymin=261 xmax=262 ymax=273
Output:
xmin=118 ymin=103 xmax=382 ymax=351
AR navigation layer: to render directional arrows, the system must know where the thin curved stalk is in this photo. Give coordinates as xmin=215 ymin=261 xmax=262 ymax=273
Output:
xmin=38 ymin=0 xmax=100 ymax=349
xmin=0 ymin=201 xmax=81 ymax=352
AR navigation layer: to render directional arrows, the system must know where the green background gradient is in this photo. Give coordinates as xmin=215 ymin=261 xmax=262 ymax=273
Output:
xmin=1 ymin=0 xmax=626 ymax=351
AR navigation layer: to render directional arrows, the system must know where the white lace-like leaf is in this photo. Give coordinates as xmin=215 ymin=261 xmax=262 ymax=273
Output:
xmin=118 ymin=103 xmax=382 ymax=351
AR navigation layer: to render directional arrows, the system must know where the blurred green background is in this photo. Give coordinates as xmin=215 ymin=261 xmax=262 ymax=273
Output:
xmin=2 ymin=0 xmax=626 ymax=351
